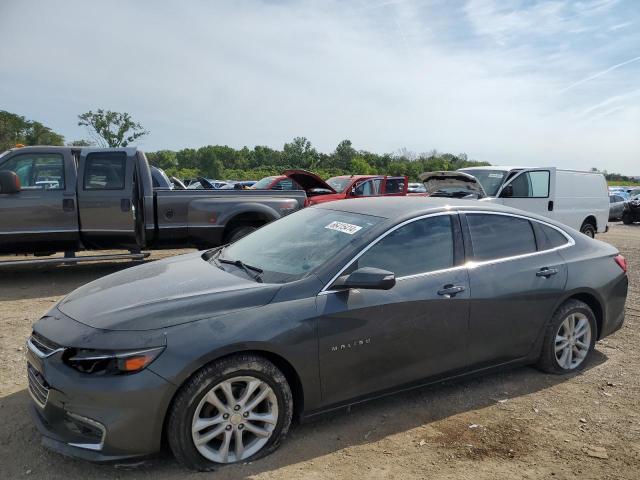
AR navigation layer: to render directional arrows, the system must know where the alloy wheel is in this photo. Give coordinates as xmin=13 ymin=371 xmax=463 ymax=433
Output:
xmin=191 ymin=376 xmax=279 ymax=463
xmin=554 ymin=312 xmax=591 ymax=369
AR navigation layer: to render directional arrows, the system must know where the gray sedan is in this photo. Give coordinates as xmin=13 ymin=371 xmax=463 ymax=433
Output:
xmin=26 ymin=198 xmax=628 ymax=470
xmin=609 ymin=194 xmax=626 ymax=221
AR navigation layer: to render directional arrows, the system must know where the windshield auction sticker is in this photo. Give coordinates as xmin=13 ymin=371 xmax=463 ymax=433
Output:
xmin=325 ymin=221 xmax=363 ymax=235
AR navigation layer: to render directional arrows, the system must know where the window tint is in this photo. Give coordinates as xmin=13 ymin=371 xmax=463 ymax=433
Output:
xmin=84 ymin=152 xmax=126 ymax=190
xmin=506 ymin=171 xmax=549 ymax=198
xmin=467 ymin=214 xmax=536 ymax=261
xmin=0 ymin=153 xmax=65 ymax=190
xmin=384 ymin=178 xmax=405 ymax=195
xmin=537 ymin=223 xmax=569 ymax=250
xmin=353 ymin=179 xmax=380 ymax=196
xmin=357 ymin=215 xmax=454 ymax=277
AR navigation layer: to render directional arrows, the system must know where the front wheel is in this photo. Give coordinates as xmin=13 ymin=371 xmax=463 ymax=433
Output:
xmin=622 ymin=212 xmax=633 ymax=225
xmin=167 ymin=354 xmax=293 ymax=471
xmin=536 ymin=300 xmax=596 ymax=374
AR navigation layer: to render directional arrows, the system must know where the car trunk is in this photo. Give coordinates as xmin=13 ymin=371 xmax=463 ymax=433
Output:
xmin=419 ymin=171 xmax=487 ymax=199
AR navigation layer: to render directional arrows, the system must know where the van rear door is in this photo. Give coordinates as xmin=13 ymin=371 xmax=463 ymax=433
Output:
xmin=496 ymin=168 xmax=556 ymax=217
xmin=77 ymin=149 xmax=139 ymax=249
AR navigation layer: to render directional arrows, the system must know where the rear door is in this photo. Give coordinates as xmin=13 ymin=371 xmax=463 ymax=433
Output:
xmin=317 ymin=213 xmax=470 ymax=405
xmin=0 ymin=149 xmax=79 ymax=253
xmin=381 ymin=176 xmax=408 ymax=196
xmin=77 ymin=149 xmax=138 ymax=249
xmin=496 ymin=168 xmax=556 ymax=218
xmin=462 ymin=212 xmax=569 ymax=366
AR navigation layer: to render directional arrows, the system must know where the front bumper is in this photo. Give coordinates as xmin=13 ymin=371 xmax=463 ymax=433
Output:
xmin=26 ymin=337 xmax=177 ymax=463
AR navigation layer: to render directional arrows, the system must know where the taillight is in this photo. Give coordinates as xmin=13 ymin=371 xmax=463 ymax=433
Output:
xmin=614 ymin=254 xmax=627 ymax=273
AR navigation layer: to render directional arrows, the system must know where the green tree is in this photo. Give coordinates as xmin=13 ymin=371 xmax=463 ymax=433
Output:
xmin=0 ymin=110 xmax=64 ymax=150
xmin=334 ymin=139 xmax=356 ymax=169
xmin=78 ymin=109 xmax=149 ymax=147
xmin=196 ymin=146 xmax=224 ymax=178
xmin=282 ymin=137 xmax=318 ymax=169
xmin=147 ymin=150 xmax=177 ymax=170
xmin=67 ymin=139 xmax=95 ymax=147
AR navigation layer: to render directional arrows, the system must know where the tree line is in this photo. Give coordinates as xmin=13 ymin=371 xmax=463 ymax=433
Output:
xmin=1 ymin=109 xmax=637 ymax=184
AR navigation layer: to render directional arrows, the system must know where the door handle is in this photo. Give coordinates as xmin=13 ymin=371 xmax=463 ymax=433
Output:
xmin=437 ymin=284 xmax=466 ymax=297
xmin=536 ymin=267 xmax=558 ymax=278
xmin=120 ymin=198 xmax=131 ymax=212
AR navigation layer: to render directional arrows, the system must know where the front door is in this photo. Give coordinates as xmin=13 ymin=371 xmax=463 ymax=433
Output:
xmin=496 ymin=168 xmax=556 ymax=218
xmin=462 ymin=212 xmax=568 ymax=366
xmin=0 ymin=149 xmax=79 ymax=253
xmin=77 ymin=149 xmax=138 ymax=249
xmin=317 ymin=213 xmax=470 ymax=406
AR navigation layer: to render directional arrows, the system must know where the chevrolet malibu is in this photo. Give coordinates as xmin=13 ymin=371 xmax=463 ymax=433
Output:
xmin=27 ymin=197 xmax=628 ymax=470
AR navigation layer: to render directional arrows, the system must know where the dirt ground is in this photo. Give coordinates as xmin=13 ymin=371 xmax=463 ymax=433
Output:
xmin=1 ymin=224 xmax=639 ymax=480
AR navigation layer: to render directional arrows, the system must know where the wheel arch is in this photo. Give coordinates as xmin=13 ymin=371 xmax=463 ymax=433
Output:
xmin=581 ymin=215 xmax=597 ymax=230
xmin=555 ymin=289 xmax=604 ymax=339
xmin=222 ymin=207 xmax=279 ymax=240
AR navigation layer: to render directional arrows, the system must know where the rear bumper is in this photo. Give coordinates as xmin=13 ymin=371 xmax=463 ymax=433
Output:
xmin=601 ymin=274 xmax=629 ymax=338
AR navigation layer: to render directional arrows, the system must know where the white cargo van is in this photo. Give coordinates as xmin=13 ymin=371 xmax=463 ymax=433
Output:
xmin=420 ymin=167 xmax=609 ymax=237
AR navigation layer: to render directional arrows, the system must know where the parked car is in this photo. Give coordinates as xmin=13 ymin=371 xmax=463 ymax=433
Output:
xmin=186 ymin=179 xmax=229 ymax=190
xmin=284 ymin=170 xmax=411 ymax=206
xmin=252 ymin=175 xmax=302 ymax=191
xmin=0 ymin=146 xmax=306 ymax=262
xmin=27 ymin=197 xmax=628 ymax=469
xmin=609 ymin=194 xmax=626 ymax=221
xmin=421 ymin=167 xmax=609 ymax=237
xmin=407 ymin=182 xmax=427 ymax=193
xmin=622 ymin=197 xmax=640 ymax=224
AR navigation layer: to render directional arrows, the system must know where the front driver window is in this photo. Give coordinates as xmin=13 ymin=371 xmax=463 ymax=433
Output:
xmin=356 ymin=215 xmax=454 ymax=277
xmin=505 ymin=171 xmax=550 ymax=198
xmin=353 ymin=179 xmax=381 ymax=197
xmin=0 ymin=153 xmax=65 ymax=190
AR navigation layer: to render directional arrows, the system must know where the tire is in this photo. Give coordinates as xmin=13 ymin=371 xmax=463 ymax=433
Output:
xmin=536 ymin=299 xmax=597 ymax=374
xmin=167 ymin=354 xmax=293 ymax=471
xmin=225 ymin=225 xmax=257 ymax=244
xmin=580 ymin=222 xmax=596 ymax=238
xmin=622 ymin=212 xmax=633 ymax=225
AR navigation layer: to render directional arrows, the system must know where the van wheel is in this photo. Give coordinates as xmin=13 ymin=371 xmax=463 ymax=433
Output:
xmin=580 ymin=222 xmax=596 ymax=238
xmin=536 ymin=299 xmax=596 ymax=374
xmin=225 ymin=226 xmax=257 ymax=243
xmin=167 ymin=354 xmax=293 ymax=471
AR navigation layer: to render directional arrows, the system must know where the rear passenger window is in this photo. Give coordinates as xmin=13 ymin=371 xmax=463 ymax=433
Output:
xmin=467 ymin=214 xmax=536 ymax=261
xmin=356 ymin=215 xmax=454 ymax=277
xmin=537 ymin=223 xmax=569 ymax=250
xmin=84 ymin=152 xmax=126 ymax=190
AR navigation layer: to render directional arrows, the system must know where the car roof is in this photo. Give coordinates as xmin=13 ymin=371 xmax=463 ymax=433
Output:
xmin=312 ymin=196 xmax=573 ymax=228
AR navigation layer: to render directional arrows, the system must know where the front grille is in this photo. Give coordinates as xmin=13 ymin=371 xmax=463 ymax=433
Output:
xmin=29 ymin=332 xmax=63 ymax=357
xmin=27 ymin=364 xmax=50 ymax=408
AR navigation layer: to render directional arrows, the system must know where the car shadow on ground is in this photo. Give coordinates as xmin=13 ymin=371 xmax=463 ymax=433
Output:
xmin=0 ymin=261 xmax=146 ymax=301
xmin=0 ymin=351 xmax=608 ymax=479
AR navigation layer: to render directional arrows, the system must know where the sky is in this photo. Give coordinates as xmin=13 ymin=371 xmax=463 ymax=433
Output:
xmin=1 ymin=0 xmax=639 ymax=174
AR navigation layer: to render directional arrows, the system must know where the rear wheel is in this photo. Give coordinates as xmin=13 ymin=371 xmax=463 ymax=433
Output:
xmin=536 ymin=300 xmax=596 ymax=374
xmin=225 ymin=225 xmax=257 ymax=244
xmin=167 ymin=354 xmax=293 ymax=471
xmin=580 ymin=222 xmax=596 ymax=238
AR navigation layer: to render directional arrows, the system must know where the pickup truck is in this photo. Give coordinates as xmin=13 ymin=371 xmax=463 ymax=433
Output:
xmin=0 ymin=146 xmax=306 ymax=263
xmin=283 ymin=170 xmax=411 ymax=205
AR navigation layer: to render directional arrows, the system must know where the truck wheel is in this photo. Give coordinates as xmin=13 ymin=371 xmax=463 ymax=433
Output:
xmin=622 ymin=212 xmax=633 ymax=225
xmin=225 ymin=226 xmax=256 ymax=243
xmin=580 ymin=222 xmax=596 ymax=238
xmin=167 ymin=354 xmax=293 ymax=471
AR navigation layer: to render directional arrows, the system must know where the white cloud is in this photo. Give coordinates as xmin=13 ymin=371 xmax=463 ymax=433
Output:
xmin=0 ymin=0 xmax=638 ymax=173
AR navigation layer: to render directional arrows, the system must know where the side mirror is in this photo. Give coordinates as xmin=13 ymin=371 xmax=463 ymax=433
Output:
xmin=0 ymin=170 xmax=20 ymax=194
xmin=500 ymin=184 xmax=513 ymax=198
xmin=332 ymin=267 xmax=396 ymax=290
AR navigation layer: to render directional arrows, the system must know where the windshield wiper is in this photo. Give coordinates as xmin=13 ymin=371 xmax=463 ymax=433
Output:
xmin=218 ymin=257 xmax=264 ymax=283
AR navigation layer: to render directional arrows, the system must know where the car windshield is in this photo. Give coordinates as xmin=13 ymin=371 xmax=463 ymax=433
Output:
xmin=253 ymin=176 xmax=278 ymax=189
xmin=326 ymin=177 xmax=352 ymax=192
xmin=460 ymin=169 xmax=507 ymax=196
xmin=218 ymin=207 xmax=384 ymax=283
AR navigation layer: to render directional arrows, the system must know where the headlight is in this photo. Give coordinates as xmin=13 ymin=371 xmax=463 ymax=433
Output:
xmin=63 ymin=347 xmax=165 ymax=375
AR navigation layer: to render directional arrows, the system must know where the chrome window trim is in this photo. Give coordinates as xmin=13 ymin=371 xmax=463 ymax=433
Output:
xmin=318 ymin=209 xmax=575 ymax=295
xmin=461 ymin=210 xmax=575 ymax=268
xmin=318 ymin=211 xmax=457 ymax=295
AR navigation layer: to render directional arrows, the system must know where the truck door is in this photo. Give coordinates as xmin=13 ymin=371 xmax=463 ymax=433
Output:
xmin=381 ymin=176 xmax=408 ymax=196
xmin=0 ymin=148 xmax=79 ymax=254
xmin=496 ymin=168 xmax=556 ymax=218
xmin=77 ymin=149 xmax=139 ymax=249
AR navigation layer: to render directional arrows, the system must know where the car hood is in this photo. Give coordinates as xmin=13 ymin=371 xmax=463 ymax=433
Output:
xmin=283 ymin=169 xmax=336 ymax=193
xmin=57 ymin=252 xmax=280 ymax=331
xmin=419 ymin=171 xmax=487 ymax=197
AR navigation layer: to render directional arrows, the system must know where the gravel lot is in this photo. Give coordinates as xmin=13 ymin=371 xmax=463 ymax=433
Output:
xmin=1 ymin=223 xmax=639 ymax=479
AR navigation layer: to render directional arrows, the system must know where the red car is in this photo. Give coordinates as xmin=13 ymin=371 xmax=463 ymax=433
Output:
xmin=283 ymin=170 xmax=410 ymax=206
